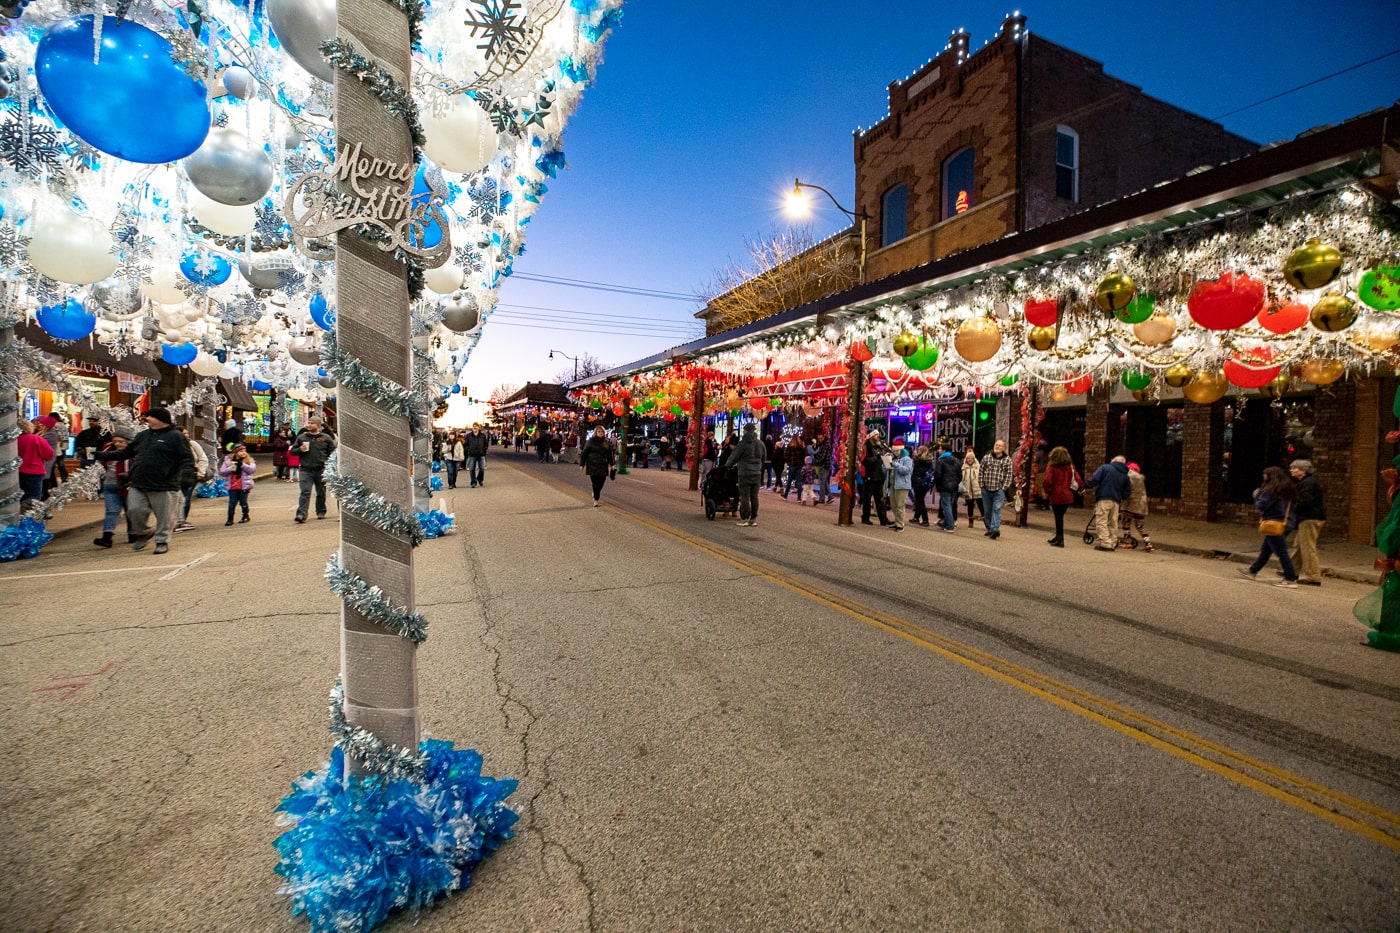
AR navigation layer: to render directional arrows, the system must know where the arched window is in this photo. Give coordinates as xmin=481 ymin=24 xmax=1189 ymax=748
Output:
xmin=882 ymin=184 xmax=908 ymax=246
xmin=942 ymin=148 xmax=975 ymax=220
xmin=1056 ymin=126 xmax=1079 ymax=202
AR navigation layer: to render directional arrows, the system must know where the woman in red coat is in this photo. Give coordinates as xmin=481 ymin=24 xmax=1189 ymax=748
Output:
xmin=271 ymin=425 xmax=292 ymax=481
xmin=17 ymin=420 xmax=54 ymax=505
xmin=1043 ymin=445 xmax=1079 ymax=548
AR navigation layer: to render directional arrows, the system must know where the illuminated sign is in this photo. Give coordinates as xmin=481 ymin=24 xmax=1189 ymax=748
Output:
xmin=955 ymin=191 xmax=970 ymax=213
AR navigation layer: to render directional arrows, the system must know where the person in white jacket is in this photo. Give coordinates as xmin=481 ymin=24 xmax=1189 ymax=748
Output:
xmin=174 ymin=428 xmax=210 ymax=533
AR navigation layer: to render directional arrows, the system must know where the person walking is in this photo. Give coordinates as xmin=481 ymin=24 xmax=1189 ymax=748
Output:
xmin=92 ymin=426 xmax=135 ymax=548
xmin=293 ymin=418 xmax=336 ymax=524
xmin=220 ymin=443 xmax=256 ymax=525
xmin=860 ymin=429 xmax=891 ymax=526
xmin=979 ymin=439 xmax=1014 ymax=540
xmin=535 ymin=426 xmax=550 ymax=463
xmin=1289 ymin=459 xmax=1326 ymax=586
xmin=724 ymin=422 xmax=767 ymax=527
xmin=173 ymin=427 xmax=208 ymax=534
xmin=1085 ymin=455 xmax=1131 ymax=551
xmin=1042 ymin=446 xmax=1078 ymax=547
xmin=580 ymin=425 xmax=615 ymax=507
xmin=1240 ymin=466 xmax=1300 ymax=587
xmin=911 ymin=445 xmax=934 ymax=526
xmin=16 ymin=420 xmax=53 ymax=506
xmin=220 ymin=418 xmax=243 ymax=452
xmin=74 ymin=419 xmax=108 ymax=469
xmin=272 ymin=425 xmax=292 ymax=481
xmin=934 ymin=446 xmax=963 ymax=533
xmin=798 ymin=456 xmax=817 ymax=505
xmin=762 ymin=434 xmax=778 ymax=489
xmin=782 ymin=435 xmax=806 ymax=499
xmin=97 ymin=407 xmax=193 ymax=555
xmin=811 ymin=428 xmax=834 ymax=505
xmin=446 ymin=433 xmax=464 ymax=489
xmin=961 ymin=447 xmax=984 ymax=529
xmin=890 ymin=446 xmax=914 ymax=531
xmin=1121 ymin=461 xmax=1153 ymax=551
xmin=40 ymin=412 xmax=69 ymax=497
xmin=464 ymin=423 xmax=489 ymax=487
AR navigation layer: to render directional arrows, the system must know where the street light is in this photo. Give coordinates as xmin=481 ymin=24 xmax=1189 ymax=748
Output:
xmin=549 ymin=349 xmax=579 ymax=383
xmin=786 ymin=178 xmax=869 ymax=285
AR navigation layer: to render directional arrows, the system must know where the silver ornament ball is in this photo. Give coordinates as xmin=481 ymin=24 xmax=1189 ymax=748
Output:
xmin=440 ymin=296 xmax=480 ymax=333
xmin=266 ymin=0 xmax=337 ymax=83
xmin=289 ymin=336 xmax=321 ymax=366
xmin=183 ymin=129 xmax=274 ymax=206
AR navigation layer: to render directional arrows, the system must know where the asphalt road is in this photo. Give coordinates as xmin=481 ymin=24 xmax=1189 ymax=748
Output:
xmin=0 ymin=454 xmax=1396 ymax=932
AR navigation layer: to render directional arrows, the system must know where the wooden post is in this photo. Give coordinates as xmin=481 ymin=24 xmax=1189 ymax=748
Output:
xmin=334 ymin=0 xmax=418 ymax=770
xmin=837 ymin=358 xmax=865 ymax=526
xmin=688 ymin=377 xmax=703 ymax=492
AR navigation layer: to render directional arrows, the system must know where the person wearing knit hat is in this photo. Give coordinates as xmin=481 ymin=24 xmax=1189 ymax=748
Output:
xmin=1120 ymin=460 xmax=1153 ymax=551
xmin=93 ymin=429 xmax=133 ymax=548
xmin=97 ymin=406 xmax=193 ymax=554
xmin=1289 ymin=459 xmax=1326 ymax=585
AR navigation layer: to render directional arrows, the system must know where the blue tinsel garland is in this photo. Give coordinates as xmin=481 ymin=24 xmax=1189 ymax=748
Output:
xmin=195 ymin=477 xmax=229 ymax=498
xmin=417 ymin=509 xmax=454 ymax=539
xmin=429 ymin=474 xmax=443 ymax=491
xmin=274 ymin=742 xmax=518 ymax=933
xmin=431 ymin=460 xmax=442 ymax=472
xmin=0 ymin=517 xmax=54 ymax=562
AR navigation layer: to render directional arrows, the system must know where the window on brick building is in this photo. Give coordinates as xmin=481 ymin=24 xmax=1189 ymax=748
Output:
xmin=881 ymin=184 xmax=908 ymax=246
xmin=942 ymin=148 xmax=975 ymax=220
xmin=1221 ymin=398 xmax=1315 ymax=504
xmin=1056 ymin=126 xmax=1079 ymax=202
xmin=1113 ymin=403 xmax=1183 ymax=499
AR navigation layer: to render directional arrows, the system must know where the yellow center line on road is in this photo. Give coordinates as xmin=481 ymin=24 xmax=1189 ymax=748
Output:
xmin=523 ymin=464 xmax=1400 ymax=852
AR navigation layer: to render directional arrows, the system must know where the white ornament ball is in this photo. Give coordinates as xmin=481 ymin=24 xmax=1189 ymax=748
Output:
xmin=26 ymin=210 xmax=119 ymax=285
xmin=189 ymin=351 xmax=226 ymax=377
xmin=187 ymin=188 xmax=258 ymax=236
xmin=423 ymin=96 xmax=499 ymax=174
xmin=142 ymin=270 xmax=187 ymax=305
xmin=424 ymin=263 xmax=465 ymax=295
xmin=289 ymin=335 xmax=321 ymax=366
xmin=220 ymin=66 xmax=257 ymax=100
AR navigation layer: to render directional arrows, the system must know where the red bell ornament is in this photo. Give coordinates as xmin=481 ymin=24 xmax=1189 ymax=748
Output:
xmin=1023 ymin=298 xmax=1058 ymax=327
xmin=1187 ymin=274 xmax=1266 ymax=330
xmin=1256 ymin=300 xmax=1309 ymax=335
xmin=1065 ymin=374 xmax=1093 ymax=395
xmin=1223 ymin=348 xmax=1282 ymax=389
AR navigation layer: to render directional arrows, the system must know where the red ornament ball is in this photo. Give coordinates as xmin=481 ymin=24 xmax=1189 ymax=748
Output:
xmin=851 ymin=339 xmax=874 ymax=362
xmin=1023 ymin=298 xmax=1058 ymax=327
xmin=1256 ymin=300 xmax=1309 ymax=335
xmin=1223 ymin=348 xmax=1282 ymax=388
xmin=1187 ymin=273 xmax=1266 ymax=330
xmin=1065 ymin=374 xmax=1093 ymax=395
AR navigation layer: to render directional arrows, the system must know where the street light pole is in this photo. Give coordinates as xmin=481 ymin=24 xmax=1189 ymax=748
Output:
xmin=549 ymin=349 xmax=579 ymax=383
xmin=791 ymin=178 xmax=868 ymax=286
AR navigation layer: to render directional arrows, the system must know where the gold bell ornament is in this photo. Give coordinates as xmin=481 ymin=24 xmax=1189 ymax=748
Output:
xmin=1027 ymin=325 xmax=1056 ymax=351
xmin=1309 ymin=293 xmax=1357 ymax=332
xmin=1264 ymin=373 xmax=1291 ymax=399
xmin=892 ymin=331 xmax=920 ymax=358
xmin=1094 ymin=272 xmax=1136 ymax=313
xmin=1299 ymin=359 xmax=1345 ymax=386
xmin=1283 ymin=237 xmax=1343 ymax=291
xmin=1181 ymin=369 xmax=1228 ymax=404
xmin=1163 ymin=362 xmax=1194 ymax=388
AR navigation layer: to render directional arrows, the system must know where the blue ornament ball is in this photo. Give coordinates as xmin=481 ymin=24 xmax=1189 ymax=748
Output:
xmin=452 ymin=385 xmax=461 ymax=394
xmin=180 ymin=250 xmax=233 ymax=287
xmin=409 ymin=159 xmax=445 ymax=250
xmin=309 ymin=291 xmax=336 ymax=331
xmin=161 ymin=342 xmax=199 ymax=366
xmin=36 ymin=297 xmax=96 ymax=341
xmin=36 ymin=16 xmax=210 ymax=164
xmin=250 ymin=380 xmax=272 ymax=391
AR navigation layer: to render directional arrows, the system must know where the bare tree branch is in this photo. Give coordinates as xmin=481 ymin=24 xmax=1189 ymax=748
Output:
xmin=554 ymin=353 xmax=611 ymax=384
xmin=699 ymin=225 xmax=858 ymax=335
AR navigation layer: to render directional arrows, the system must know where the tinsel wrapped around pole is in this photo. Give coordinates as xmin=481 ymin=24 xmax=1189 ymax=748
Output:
xmin=333 ymin=0 xmax=419 ymax=770
xmin=0 ymin=319 xmax=21 ymax=528
xmin=838 ymin=357 xmax=866 ymax=526
xmin=688 ymin=377 xmax=704 ymax=491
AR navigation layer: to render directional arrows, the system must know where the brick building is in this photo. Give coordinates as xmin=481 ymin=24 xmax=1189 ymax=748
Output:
xmin=857 ymin=13 xmax=1257 ymax=281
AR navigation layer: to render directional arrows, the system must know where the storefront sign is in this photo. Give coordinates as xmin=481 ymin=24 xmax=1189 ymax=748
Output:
xmin=935 ymin=402 xmax=974 ymax=453
xmin=65 ymin=360 xmax=116 ymax=378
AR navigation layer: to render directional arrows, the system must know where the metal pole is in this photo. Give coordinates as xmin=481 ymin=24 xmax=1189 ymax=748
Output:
xmin=0 ymin=325 xmax=20 ymax=528
xmin=334 ymin=0 xmax=418 ymax=772
xmin=837 ymin=358 xmax=865 ymax=526
xmin=616 ymin=401 xmax=629 ymax=475
xmin=688 ymin=377 xmax=703 ymax=492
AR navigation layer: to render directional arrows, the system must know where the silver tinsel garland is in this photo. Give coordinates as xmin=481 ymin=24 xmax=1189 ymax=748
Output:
xmin=324 ymin=453 xmax=426 ymax=547
xmin=21 ymin=463 xmax=104 ymax=521
xmin=327 ymin=679 xmax=428 ymax=782
xmin=320 ymin=331 xmax=425 ymax=433
xmin=325 ymin=552 xmax=429 ymax=644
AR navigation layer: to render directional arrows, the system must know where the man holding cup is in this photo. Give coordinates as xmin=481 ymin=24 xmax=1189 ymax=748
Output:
xmin=292 ymin=418 xmax=337 ymax=524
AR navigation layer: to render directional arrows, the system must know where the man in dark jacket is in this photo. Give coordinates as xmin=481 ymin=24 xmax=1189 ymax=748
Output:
xmin=464 ymin=423 xmax=489 ymax=487
xmin=1086 ymin=455 xmax=1132 ymax=551
xmin=811 ymin=429 xmax=834 ymax=504
xmin=293 ymin=418 xmax=337 ymax=523
xmin=933 ymin=449 xmax=963 ymax=532
xmin=1289 ymin=459 xmax=1326 ymax=585
xmin=579 ymin=426 xmax=616 ymax=506
xmin=97 ymin=407 xmax=193 ymax=554
xmin=723 ymin=422 xmax=766 ymax=526
xmin=860 ymin=429 xmax=891 ymax=526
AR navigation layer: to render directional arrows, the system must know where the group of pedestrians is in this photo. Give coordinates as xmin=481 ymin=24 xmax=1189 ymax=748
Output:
xmin=860 ymin=431 xmax=1015 ymax=536
xmin=1238 ymin=459 xmax=1327 ymax=588
xmin=442 ymin=424 xmax=489 ymax=488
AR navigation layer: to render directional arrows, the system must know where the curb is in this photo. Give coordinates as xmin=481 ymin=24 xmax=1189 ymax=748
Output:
xmin=1146 ymin=540 xmax=1376 ymax=587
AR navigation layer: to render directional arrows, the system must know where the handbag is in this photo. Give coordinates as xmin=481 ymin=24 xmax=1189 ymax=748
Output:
xmin=1259 ymin=501 xmax=1291 ymax=537
xmin=1070 ymin=469 xmax=1081 ymax=492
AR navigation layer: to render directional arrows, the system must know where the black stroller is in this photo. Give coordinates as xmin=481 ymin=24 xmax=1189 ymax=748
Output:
xmin=1082 ymin=512 xmax=1140 ymax=548
xmin=703 ymin=464 xmax=740 ymax=520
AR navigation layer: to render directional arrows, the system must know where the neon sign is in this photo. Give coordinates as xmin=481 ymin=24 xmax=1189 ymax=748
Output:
xmin=955 ymin=190 xmax=970 ymax=213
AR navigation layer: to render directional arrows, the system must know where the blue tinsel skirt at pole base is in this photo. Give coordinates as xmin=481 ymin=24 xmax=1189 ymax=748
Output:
xmin=0 ymin=517 xmax=54 ymax=562
xmin=275 ymin=742 xmax=518 ymax=933
xmin=195 ymin=477 xmax=229 ymax=498
xmin=416 ymin=509 xmax=454 ymax=539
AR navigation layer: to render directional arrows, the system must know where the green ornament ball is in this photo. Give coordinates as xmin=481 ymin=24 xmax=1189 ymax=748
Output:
xmin=1115 ymin=293 xmax=1156 ymax=325
xmin=1120 ymin=370 xmax=1153 ymax=391
xmin=1000 ymin=373 xmax=1020 ymax=387
xmin=1359 ymin=266 xmax=1400 ymax=312
xmin=904 ymin=339 xmax=940 ymax=371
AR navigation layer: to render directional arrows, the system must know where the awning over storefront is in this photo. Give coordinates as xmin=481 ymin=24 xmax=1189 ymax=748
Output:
xmin=219 ymin=377 xmax=257 ymax=411
xmin=14 ymin=319 xmax=161 ymax=382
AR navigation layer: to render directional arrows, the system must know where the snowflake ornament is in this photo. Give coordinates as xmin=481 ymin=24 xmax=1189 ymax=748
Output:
xmin=0 ymin=117 xmax=67 ymax=177
xmin=464 ymin=0 xmax=530 ymax=64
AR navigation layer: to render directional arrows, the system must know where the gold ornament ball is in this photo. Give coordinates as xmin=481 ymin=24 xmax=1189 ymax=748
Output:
xmin=1300 ymin=358 xmax=1345 ymax=386
xmin=892 ymin=331 xmax=920 ymax=358
xmin=1181 ymin=369 xmax=1228 ymax=404
xmin=1309 ymin=292 xmax=1357 ymax=332
xmin=1264 ymin=373 xmax=1291 ymax=399
xmin=1354 ymin=328 xmax=1400 ymax=353
xmin=1049 ymin=384 xmax=1071 ymax=402
xmin=1163 ymin=362 xmax=1194 ymax=388
xmin=1133 ymin=313 xmax=1176 ymax=346
xmin=954 ymin=317 xmax=1003 ymax=362
xmin=1027 ymin=325 xmax=1057 ymax=351
xmin=1094 ymin=272 xmax=1136 ymax=313
xmin=1283 ymin=237 xmax=1343 ymax=291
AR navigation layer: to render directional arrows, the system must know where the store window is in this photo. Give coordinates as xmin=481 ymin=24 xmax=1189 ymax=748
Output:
xmin=881 ymin=184 xmax=908 ymax=246
xmin=1055 ymin=126 xmax=1079 ymax=202
xmin=942 ymin=148 xmax=975 ymax=219
xmin=1116 ymin=404 xmax=1183 ymax=498
xmin=1222 ymin=398 xmax=1314 ymax=503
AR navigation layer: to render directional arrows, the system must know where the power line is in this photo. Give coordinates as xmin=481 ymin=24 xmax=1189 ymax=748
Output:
xmin=496 ymin=301 xmax=701 ymax=328
xmin=510 ymin=271 xmax=702 ymax=302
xmin=1211 ymin=47 xmax=1400 ymax=121
xmin=493 ymin=309 xmax=700 ymax=332
xmin=485 ymin=320 xmax=695 ymax=340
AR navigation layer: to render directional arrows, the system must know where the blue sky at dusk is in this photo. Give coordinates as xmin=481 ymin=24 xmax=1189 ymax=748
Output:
xmin=459 ymin=0 xmax=1400 ymax=401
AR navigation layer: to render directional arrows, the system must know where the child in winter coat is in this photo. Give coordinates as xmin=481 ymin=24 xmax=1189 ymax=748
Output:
xmin=220 ymin=444 xmax=257 ymax=525
xmin=798 ymin=456 xmax=817 ymax=504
